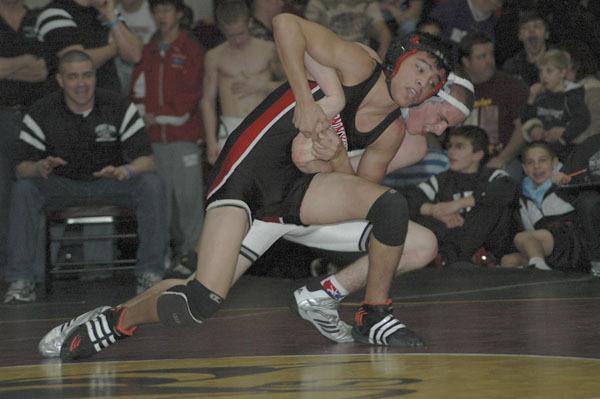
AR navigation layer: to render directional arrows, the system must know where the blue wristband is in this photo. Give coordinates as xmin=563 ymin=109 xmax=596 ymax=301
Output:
xmin=107 ymin=18 xmax=119 ymax=30
xmin=107 ymin=12 xmax=124 ymax=30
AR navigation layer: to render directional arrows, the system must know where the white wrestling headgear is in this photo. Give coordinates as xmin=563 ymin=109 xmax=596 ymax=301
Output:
xmin=434 ymin=72 xmax=474 ymax=117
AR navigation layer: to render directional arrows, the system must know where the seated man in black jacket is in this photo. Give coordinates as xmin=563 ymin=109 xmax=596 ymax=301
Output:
xmin=405 ymin=125 xmax=519 ymax=266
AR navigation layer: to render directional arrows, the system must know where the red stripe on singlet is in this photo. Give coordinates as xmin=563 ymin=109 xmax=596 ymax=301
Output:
xmin=207 ymin=83 xmax=319 ymax=199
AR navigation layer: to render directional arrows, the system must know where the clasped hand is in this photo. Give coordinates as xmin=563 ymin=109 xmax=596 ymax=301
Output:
xmin=293 ymin=100 xmax=330 ymax=139
xmin=93 ymin=165 xmax=132 ymax=181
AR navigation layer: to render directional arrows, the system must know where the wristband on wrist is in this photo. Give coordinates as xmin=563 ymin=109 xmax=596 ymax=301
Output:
xmin=123 ymin=165 xmax=134 ymax=179
xmin=108 ymin=19 xmax=118 ymax=29
xmin=107 ymin=12 xmax=124 ymax=30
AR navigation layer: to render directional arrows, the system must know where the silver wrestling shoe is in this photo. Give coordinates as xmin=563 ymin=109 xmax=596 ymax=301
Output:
xmin=38 ymin=306 xmax=111 ymax=358
xmin=292 ymin=285 xmax=354 ymax=343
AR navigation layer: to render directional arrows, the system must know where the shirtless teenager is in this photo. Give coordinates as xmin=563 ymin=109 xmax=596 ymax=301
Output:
xmin=45 ymin=14 xmax=453 ymax=360
xmin=201 ymin=0 xmax=283 ymax=164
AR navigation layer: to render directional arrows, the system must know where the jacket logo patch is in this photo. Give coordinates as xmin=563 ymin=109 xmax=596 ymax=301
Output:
xmin=95 ymin=124 xmax=117 ymax=142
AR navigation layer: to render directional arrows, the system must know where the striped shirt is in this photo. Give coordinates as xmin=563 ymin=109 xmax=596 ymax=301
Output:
xmin=35 ymin=0 xmax=119 ymax=93
xmin=17 ymin=89 xmax=151 ymax=181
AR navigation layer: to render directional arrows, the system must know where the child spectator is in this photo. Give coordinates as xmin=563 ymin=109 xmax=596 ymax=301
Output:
xmin=561 ymin=41 xmax=600 ymax=146
xmin=501 ymin=141 xmax=591 ymax=272
xmin=405 ymin=125 xmax=519 ymax=266
xmin=130 ymin=0 xmax=204 ymax=280
xmin=521 ymin=49 xmax=590 ymax=161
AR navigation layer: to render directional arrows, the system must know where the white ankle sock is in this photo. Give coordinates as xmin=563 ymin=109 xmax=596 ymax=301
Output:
xmin=320 ymin=275 xmax=349 ymax=301
xmin=530 ymin=257 xmax=551 ymax=270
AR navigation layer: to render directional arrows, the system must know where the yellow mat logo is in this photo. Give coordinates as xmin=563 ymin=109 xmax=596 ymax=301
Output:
xmin=1 ymin=354 xmax=599 ymax=398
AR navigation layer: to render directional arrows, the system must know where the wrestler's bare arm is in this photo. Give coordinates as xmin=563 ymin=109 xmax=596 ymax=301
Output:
xmin=354 ymin=121 xmax=405 ymax=183
xmin=304 ymin=53 xmax=345 ymax=119
xmin=383 ymin=133 xmax=428 ymax=171
xmin=293 ymin=43 xmax=385 ymax=174
xmin=293 ymin=119 xmax=406 ymax=182
xmin=292 ymin=52 xmax=347 ymax=174
xmin=273 ymin=13 xmax=373 ymax=135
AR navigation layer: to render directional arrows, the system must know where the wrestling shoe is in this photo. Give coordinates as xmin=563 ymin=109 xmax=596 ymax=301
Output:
xmin=352 ymin=300 xmax=424 ymax=347
xmin=292 ymin=284 xmax=353 ymax=343
xmin=38 ymin=306 xmax=111 ymax=358
xmin=60 ymin=307 xmax=136 ymax=361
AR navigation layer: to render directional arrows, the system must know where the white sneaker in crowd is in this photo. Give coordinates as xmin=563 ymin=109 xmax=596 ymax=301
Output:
xmin=136 ymin=272 xmax=163 ymax=295
xmin=3 ymin=279 xmax=36 ymax=304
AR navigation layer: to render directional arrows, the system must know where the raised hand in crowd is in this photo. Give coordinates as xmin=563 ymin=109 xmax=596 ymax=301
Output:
xmin=527 ymin=82 xmax=544 ymax=104
xmin=552 ymin=170 xmax=572 ymax=186
xmin=529 ymin=125 xmax=545 ymax=141
xmin=544 ymin=126 xmax=565 ymax=143
xmin=91 ymin=0 xmax=143 ymax=64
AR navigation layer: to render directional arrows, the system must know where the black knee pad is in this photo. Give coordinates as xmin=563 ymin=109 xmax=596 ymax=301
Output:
xmin=366 ymin=189 xmax=409 ymax=246
xmin=157 ymin=279 xmax=223 ymax=329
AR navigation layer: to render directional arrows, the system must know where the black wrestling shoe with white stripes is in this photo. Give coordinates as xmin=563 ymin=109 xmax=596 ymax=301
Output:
xmin=39 ymin=306 xmax=111 ymax=358
xmin=60 ymin=307 xmax=136 ymax=361
xmin=351 ymin=300 xmax=424 ymax=347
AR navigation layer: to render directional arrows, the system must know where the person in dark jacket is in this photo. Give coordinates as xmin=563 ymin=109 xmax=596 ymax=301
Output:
xmin=501 ymin=141 xmax=591 ymax=272
xmin=404 ymin=125 xmax=519 ymax=265
xmin=521 ymin=49 xmax=590 ymax=161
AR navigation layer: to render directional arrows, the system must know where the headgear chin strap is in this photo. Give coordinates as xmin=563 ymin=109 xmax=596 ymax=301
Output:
xmin=385 ymin=48 xmax=418 ymax=102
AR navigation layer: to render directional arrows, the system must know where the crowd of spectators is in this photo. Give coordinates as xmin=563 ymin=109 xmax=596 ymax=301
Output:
xmin=1 ymin=0 xmax=600 ymax=303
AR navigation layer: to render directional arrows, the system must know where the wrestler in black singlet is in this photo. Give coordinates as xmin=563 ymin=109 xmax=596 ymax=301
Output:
xmin=206 ymin=63 xmax=402 ymax=225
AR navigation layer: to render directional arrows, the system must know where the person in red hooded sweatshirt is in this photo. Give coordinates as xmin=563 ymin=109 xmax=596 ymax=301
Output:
xmin=130 ymin=0 xmax=204 ymax=283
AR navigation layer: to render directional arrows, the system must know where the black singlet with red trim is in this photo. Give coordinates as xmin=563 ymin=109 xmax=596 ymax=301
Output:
xmin=206 ymin=63 xmax=401 ymax=224
xmin=340 ymin=62 xmax=402 ymax=151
